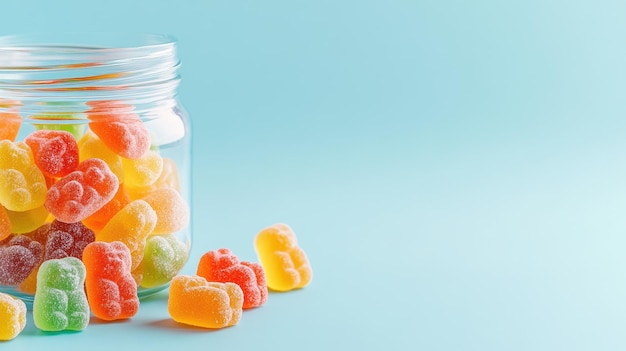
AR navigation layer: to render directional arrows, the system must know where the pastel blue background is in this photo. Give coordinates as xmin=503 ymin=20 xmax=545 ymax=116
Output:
xmin=2 ymin=0 xmax=626 ymax=350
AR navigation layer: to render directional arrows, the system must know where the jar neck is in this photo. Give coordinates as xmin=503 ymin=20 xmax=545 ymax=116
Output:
xmin=0 ymin=33 xmax=181 ymax=117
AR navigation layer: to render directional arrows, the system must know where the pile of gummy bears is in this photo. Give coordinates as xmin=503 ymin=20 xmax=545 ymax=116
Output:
xmin=0 ymin=100 xmax=312 ymax=340
xmin=0 ymin=222 xmax=312 ymax=339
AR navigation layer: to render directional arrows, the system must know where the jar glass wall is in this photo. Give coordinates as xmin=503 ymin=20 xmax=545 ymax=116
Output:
xmin=0 ymin=33 xmax=192 ymax=305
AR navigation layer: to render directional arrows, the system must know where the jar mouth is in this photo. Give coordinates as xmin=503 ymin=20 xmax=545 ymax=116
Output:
xmin=0 ymin=33 xmax=181 ymax=115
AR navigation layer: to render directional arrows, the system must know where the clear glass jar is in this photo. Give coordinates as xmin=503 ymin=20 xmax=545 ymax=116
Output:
xmin=0 ymin=33 xmax=192 ymax=305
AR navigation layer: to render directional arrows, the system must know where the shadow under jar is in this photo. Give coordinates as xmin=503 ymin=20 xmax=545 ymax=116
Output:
xmin=0 ymin=33 xmax=192 ymax=306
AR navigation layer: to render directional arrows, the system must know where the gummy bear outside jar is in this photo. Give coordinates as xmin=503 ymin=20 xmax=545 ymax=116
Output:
xmin=0 ymin=33 xmax=192 ymax=306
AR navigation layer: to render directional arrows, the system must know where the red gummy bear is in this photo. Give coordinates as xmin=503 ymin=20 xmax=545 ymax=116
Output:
xmin=0 ymin=235 xmax=44 ymax=286
xmin=83 ymin=241 xmax=139 ymax=321
xmin=197 ymin=248 xmax=268 ymax=309
xmin=25 ymin=130 xmax=79 ymax=178
xmin=45 ymin=220 xmax=95 ymax=261
xmin=45 ymin=158 xmax=119 ymax=223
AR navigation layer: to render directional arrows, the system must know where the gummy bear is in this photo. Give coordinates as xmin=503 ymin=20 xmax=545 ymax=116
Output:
xmin=140 ymin=234 xmax=189 ymax=288
xmin=82 ymin=184 xmax=130 ymax=232
xmin=5 ymin=204 xmax=49 ymax=234
xmin=25 ymin=130 xmax=79 ymax=178
xmin=83 ymin=241 xmax=139 ymax=321
xmin=197 ymin=248 xmax=267 ymax=309
xmin=126 ymin=157 xmax=180 ymax=199
xmin=254 ymin=223 xmax=312 ymax=292
xmin=45 ymin=220 xmax=95 ymax=261
xmin=97 ymin=199 xmax=157 ymax=272
xmin=78 ymin=131 xmax=124 ymax=183
xmin=0 ymin=292 xmax=27 ymax=341
xmin=88 ymin=101 xmax=150 ymax=160
xmin=122 ymin=150 xmax=163 ymax=188
xmin=0 ymin=206 xmax=10 ymax=241
xmin=168 ymin=275 xmax=243 ymax=329
xmin=0 ymin=235 xmax=44 ymax=286
xmin=142 ymin=188 xmax=189 ymax=235
xmin=0 ymin=140 xmax=48 ymax=211
xmin=33 ymin=257 xmax=90 ymax=332
xmin=45 ymin=158 xmax=120 ymax=223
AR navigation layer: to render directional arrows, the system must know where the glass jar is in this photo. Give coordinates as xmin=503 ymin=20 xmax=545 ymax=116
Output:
xmin=0 ymin=33 xmax=192 ymax=305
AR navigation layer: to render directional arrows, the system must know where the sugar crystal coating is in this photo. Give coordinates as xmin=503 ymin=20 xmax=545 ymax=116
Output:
xmin=33 ymin=257 xmax=90 ymax=332
xmin=0 ymin=292 xmax=27 ymax=340
xmin=168 ymin=275 xmax=243 ymax=329
xmin=197 ymin=248 xmax=268 ymax=309
xmin=45 ymin=158 xmax=119 ymax=223
xmin=254 ymin=223 xmax=312 ymax=291
xmin=0 ymin=141 xmax=48 ymax=211
xmin=83 ymin=241 xmax=139 ymax=321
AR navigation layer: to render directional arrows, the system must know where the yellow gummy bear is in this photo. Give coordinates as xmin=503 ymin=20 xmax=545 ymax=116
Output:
xmin=0 ymin=141 xmax=47 ymax=211
xmin=0 ymin=292 xmax=27 ymax=341
xmin=96 ymin=199 xmax=157 ymax=272
xmin=254 ymin=223 xmax=312 ymax=292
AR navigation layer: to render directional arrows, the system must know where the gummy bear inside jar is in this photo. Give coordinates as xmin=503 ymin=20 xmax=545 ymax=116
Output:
xmin=0 ymin=33 xmax=192 ymax=306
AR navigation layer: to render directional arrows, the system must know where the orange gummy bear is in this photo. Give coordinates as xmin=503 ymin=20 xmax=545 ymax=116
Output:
xmin=168 ymin=275 xmax=243 ymax=329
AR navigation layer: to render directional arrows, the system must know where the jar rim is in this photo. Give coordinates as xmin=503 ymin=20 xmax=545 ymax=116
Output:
xmin=0 ymin=32 xmax=177 ymax=52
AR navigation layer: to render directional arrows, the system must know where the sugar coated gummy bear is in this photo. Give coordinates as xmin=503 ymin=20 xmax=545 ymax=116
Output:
xmin=142 ymin=188 xmax=189 ymax=235
xmin=168 ymin=275 xmax=243 ymax=329
xmin=197 ymin=248 xmax=267 ymax=309
xmin=45 ymin=158 xmax=119 ymax=223
xmin=83 ymin=241 xmax=139 ymax=321
xmin=25 ymin=130 xmax=79 ymax=178
xmin=127 ymin=157 xmax=180 ymax=199
xmin=0 ymin=140 xmax=48 ymax=211
xmin=141 ymin=234 xmax=189 ymax=288
xmin=45 ymin=220 xmax=95 ymax=261
xmin=97 ymin=199 xmax=157 ymax=273
xmin=88 ymin=101 xmax=151 ymax=160
xmin=0 ymin=235 xmax=44 ymax=286
xmin=0 ymin=292 xmax=27 ymax=341
xmin=33 ymin=257 xmax=90 ymax=332
xmin=254 ymin=223 xmax=312 ymax=292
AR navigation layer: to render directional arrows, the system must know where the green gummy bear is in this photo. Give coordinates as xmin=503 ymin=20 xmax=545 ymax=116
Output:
xmin=140 ymin=234 xmax=189 ymax=288
xmin=33 ymin=257 xmax=90 ymax=332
